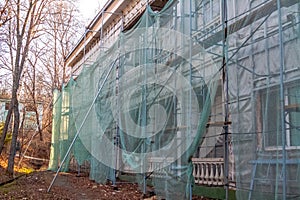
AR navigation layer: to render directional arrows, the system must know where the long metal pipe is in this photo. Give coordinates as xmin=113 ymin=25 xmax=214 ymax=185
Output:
xmin=189 ymin=0 xmax=193 ymax=199
xmin=277 ymin=0 xmax=287 ymax=199
xmin=221 ymin=0 xmax=229 ymax=199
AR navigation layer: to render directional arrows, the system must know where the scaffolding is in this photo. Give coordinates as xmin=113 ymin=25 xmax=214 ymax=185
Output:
xmin=48 ymin=0 xmax=300 ymax=199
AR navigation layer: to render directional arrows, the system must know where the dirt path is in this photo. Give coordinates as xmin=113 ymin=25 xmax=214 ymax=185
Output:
xmin=0 ymin=168 xmax=212 ymax=199
xmin=0 ymin=170 xmax=146 ymax=200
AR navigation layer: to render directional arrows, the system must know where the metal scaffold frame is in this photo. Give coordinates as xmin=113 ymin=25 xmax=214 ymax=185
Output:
xmin=189 ymin=0 xmax=300 ymax=199
xmin=48 ymin=1 xmax=300 ymax=199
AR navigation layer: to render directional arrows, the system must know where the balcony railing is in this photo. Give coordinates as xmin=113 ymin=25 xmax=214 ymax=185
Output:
xmin=192 ymin=158 xmax=224 ymax=186
xmin=121 ymin=157 xmax=227 ymax=187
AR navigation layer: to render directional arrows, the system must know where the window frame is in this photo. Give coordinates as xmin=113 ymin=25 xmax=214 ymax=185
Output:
xmin=258 ymin=82 xmax=300 ymax=151
xmin=196 ymin=0 xmax=221 ymax=28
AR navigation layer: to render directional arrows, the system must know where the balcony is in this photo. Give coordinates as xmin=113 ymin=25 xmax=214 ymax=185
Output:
xmin=192 ymin=158 xmax=224 ymax=186
xmin=121 ymin=157 xmax=231 ymax=187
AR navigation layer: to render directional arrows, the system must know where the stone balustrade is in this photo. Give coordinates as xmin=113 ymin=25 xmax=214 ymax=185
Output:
xmin=192 ymin=158 xmax=224 ymax=186
xmin=121 ymin=157 xmax=227 ymax=187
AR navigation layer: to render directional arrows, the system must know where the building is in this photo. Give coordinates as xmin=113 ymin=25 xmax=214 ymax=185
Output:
xmin=50 ymin=0 xmax=300 ymax=199
xmin=0 ymin=98 xmax=43 ymax=131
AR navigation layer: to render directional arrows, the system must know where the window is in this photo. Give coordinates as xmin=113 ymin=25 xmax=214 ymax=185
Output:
xmin=259 ymin=82 xmax=300 ymax=149
xmin=196 ymin=0 xmax=220 ymax=27
xmin=286 ymin=86 xmax=300 ymax=146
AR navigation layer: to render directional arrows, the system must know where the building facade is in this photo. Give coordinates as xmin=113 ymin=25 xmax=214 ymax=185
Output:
xmin=51 ymin=0 xmax=300 ymax=199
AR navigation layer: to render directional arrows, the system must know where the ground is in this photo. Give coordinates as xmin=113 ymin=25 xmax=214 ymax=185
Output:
xmin=0 ymin=133 xmax=212 ymax=200
xmin=0 ymin=168 xmax=144 ymax=200
xmin=0 ymin=162 xmax=212 ymax=200
xmin=0 ymin=120 xmax=215 ymax=199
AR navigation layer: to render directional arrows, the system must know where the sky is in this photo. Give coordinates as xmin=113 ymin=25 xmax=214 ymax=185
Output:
xmin=78 ymin=0 xmax=107 ymax=23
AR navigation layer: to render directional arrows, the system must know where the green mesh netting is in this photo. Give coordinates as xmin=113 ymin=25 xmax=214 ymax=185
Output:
xmin=69 ymin=1 xmax=219 ymax=198
xmin=48 ymin=89 xmax=61 ymax=171
xmin=48 ymin=79 xmax=90 ymax=172
xmin=49 ymin=0 xmax=300 ymax=199
xmin=49 ymin=0 xmax=219 ymax=198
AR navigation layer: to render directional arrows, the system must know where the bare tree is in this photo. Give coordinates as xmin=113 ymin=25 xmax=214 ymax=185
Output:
xmin=26 ymin=0 xmax=82 ymax=141
xmin=22 ymin=42 xmax=46 ymax=141
xmin=43 ymin=0 xmax=82 ymax=89
xmin=0 ymin=0 xmax=82 ymax=175
xmin=0 ymin=0 xmax=12 ymax=101
xmin=0 ymin=0 xmax=50 ymax=176
xmin=0 ymin=0 xmax=10 ymax=27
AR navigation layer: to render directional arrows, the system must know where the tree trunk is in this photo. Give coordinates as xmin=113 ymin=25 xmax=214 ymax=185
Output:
xmin=7 ymin=98 xmax=20 ymax=176
xmin=35 ymin=106 xmax=43 ymax=141
xmin=32 ymin=62 xmax=43 ymax=141
xmin=0 ymin=103 xmax=13 ymax=155
xmin=19 ymin=106 xmax=26 ymax=156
